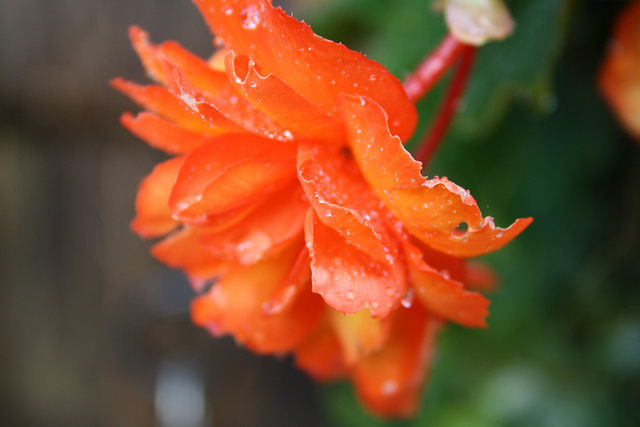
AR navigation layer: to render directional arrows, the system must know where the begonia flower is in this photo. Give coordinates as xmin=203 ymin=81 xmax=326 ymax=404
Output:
xmin=600 ymin=0 xmax=640 ymax=141
xmin=114 ymin=0 xmax=531 ymax=418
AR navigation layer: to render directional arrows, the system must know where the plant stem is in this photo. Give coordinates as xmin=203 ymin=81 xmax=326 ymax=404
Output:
xmin=414 ymin=45 xmax=477 ymax=165
xmin=403 ymin=34 xmax=467 ymax=103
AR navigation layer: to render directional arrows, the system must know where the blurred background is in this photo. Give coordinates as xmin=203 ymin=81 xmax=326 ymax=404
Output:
xmin=1 ymin=0 xmax=639 ymax=426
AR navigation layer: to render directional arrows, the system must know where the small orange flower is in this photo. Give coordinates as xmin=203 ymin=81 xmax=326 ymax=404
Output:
xmin=600 ymin=0 xmax=640 ymax=141
xmin=114 ymin=0 xmax=531 ymax=418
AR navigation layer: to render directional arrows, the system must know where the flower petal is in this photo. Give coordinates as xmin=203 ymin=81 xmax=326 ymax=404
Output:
xmin=294 ymin=319 xmax=349 ymax=382
xmin=197 ymin=183 xmax=308 ymax=265
xmin=342 ymin=94 xmax=533 ymax=257
xmin=404 ymin=239 xmax=489 ymax=328
xmin=599 ymin=0 xmax=640 ymax=140
xmin=328 ymin=308 xmax=393 ymax=366
xmin=191 ymin=242 xmax=325 ymax=354
xmin=192 ymin=0 xmax=417 ymax=140
xmin=131 ymin=156 xmax=182 ymax=238
xmin=169 ymin=134 xmax=297 ymax=222
xmin=352 ymin=304 xmax=438 ymax=418
xmin=297 ymin=143 xmax=397 ymax=264
xmin=121 ymin=112 xmax=220 ymax=154
xmin=305 ymin=210 xmax=406 ymax=318
xmin=111 ymin=78 xmax=215 ymax=134
xmin=226 ymin=52 xmax=346 ymax=143
xmin=152 ymin=227 xmax=228 ymax=281
xmin=129 ymin=26 xmax=167 ymax=84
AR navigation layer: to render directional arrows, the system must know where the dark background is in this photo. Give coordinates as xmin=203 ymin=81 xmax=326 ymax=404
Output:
xmin=1 ymin=0 xmax=639 ymax=426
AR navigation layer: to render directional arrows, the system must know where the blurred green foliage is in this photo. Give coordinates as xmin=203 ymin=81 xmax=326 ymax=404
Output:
xmin=299 ymin=0 xmax=640 ymax=425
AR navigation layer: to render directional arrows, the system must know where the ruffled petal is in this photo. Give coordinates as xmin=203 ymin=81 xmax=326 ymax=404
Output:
xmin=342 ymin=94 xmax=533 ymax=257
xmin=226 ymin=52 xmax=346 ymax=143
xmin=168 ymin=134 xmax=297 ymax=222
xmin=163 ymin=59 xmax=300 ymax=141
xmin=403 ymin=240 xmax=489 ymax=328
xmin=328 ymin=308 xmax=393 ymax=366
xmin=131 ymin=156 xmax=182 ymax=238
xmin=352 ymin=304 xmax=438 ymax=418
xmin=305 ymin=210 xmax=406 ymax=318
xmin=121 ymin=112 xmax=220 ymax=154
xmin=297 ymin=143 xmax=397 ymax=264
xmin=192 ymin=0 xmax=417 ymax=141
xmin=111 ymin=79 xmax=215 ymax=134
xmin=191 ymin=242 xmax=325 ymax=354
xmin=151 ymin=227 xmax=228 ymax=281
xmin=197 ymin=182 xmax=308 ymax=265
xmin=294 ymin=318 xmax=349 ymax=382
xmin=129 ymin=26 xmax=167 ymax=84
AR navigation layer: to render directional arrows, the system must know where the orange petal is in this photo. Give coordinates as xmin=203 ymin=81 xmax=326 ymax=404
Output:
xmin=226 ymin=52 xmax=346 ymax=143
xmin=294 ymin=318 xmax=349 ymax=382
xmin=160 ymin=40 xmax=230 ymax=96
xmin=305 ymin=210 xmax=406 ymax=318
xmin=121 ymin=112 xmax=221 ymax=154
xmin=162 ymin=58 xmax=299 ymax=142
xmin=328 ymin=308 xmax=393 ymax=366
xmin=352 ymin=304 xmax=438 ymax=418
xmin=151 ymin=227 xmax=228 ymax=280
xmin=197 ymin=183 xmax=308 ymax=265
xmin=192 ymin=0 xmax=417 ymax=141
xmin=191 ymin=242 xmax=325 ymax=354
xmin=131 ymin=156 xmax=182 ymax=238
xmin=342 ymin=94 xmax=533 ymax=257
xmin=404 ymin=240 xmax=489 ymax=328
xmin=111 ymin=78 xmax=214 ymax=134
xmin=262 ymin=245 xmax=312 ymax=315
xmin=129 ymin=26 xmax=167 ymax=84
xmin=465 ymin=261 xmax=499 ymax=291
xmin=599 ymin=0 xmax=640 ymax=140
xmin=168 ymin=134 xmax=297 ymax=222
xmin=297 ymin=143 xmax=397 ymax=264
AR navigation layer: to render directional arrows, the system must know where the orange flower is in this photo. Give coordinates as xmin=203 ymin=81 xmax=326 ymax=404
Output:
xmin=600 ymin=0 xmax=640 ymax=141
xmin=114 ymin=0 xmax=531 ymax=418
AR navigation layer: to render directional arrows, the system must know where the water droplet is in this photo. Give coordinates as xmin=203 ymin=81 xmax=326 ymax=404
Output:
xmin=240 ymin=5 xmax=262 ymax=30
xmin=249 ymin=81 xmax=257 ymax=88
xmin=369 ymin=74 xmax=376 ymax=81
xmin=401 ymin=290 xmax=414 ymax=308
xmin=385 ymin=287 xmax=395 ymax=296
xmin=346 ymin=290 xmax=356 ymax=300
xmin=222 ymin=6 xmax=233 ymax=16
xmin=496 ymin=231 xmax=504 ymax=238
xmin=282 ymin=130 xmax=293 ymax=140
xmin=370 ymin=301 xmax=379 ymax=309
xmin=180 ymin=92 xmax=199 ymax=112
xmin=325 ymin=211 xmax=332 ymax=218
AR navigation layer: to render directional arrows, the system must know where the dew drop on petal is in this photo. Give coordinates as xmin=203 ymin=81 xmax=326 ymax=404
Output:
xmin=401 ymin=290 xmax=414 ymax=308
xmin=240 ymin=5 xmax=262 ymax=30
xmin=180 ymin=92 xmax=199 ymax=112
xmin=346 ymin=290 xmax=356 ymax=300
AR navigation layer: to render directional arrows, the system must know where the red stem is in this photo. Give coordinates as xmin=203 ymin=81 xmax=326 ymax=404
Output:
xmin=414 ymin=45 xmax=477 ymax=165
xmin=403 ymin=34 xmax=467 ymax=103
